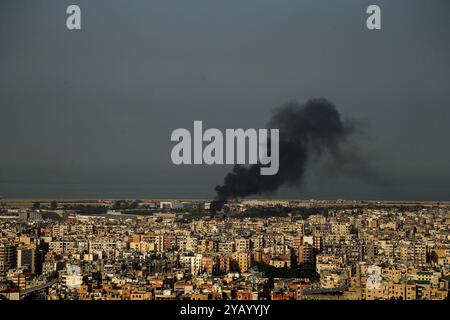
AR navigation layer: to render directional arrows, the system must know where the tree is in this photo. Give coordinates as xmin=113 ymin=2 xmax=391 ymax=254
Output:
xmin=50 ymin=201 xmax=58 ymax=210
xmin=429 ymin=251 xmax=439 ymax=264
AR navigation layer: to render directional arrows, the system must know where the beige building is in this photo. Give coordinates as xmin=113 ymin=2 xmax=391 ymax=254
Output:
xmin=233 ymin=252 xmax=253 ymax=273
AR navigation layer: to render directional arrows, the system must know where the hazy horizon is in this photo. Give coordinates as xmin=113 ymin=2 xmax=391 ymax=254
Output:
xmin=1 ymin=0 xmax=450 ymax=200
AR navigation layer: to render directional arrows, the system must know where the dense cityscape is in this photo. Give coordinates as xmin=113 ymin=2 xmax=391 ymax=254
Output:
xmin=0 ymin=198 xmax=449 ymax=301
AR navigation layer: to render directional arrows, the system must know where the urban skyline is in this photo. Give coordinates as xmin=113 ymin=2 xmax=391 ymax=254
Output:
xmin=1 ymin=0 xmax=450 ymax=307
xmin=1 ymin=198 xmax=449 ymax=300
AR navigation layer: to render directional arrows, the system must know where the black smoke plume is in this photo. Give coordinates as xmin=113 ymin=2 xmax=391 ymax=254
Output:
xmin=210 ymin=98 xmax=372 ymax=213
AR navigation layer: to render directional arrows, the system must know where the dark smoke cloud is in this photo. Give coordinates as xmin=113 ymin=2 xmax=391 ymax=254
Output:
xmin=211 ymin=98 xmax=375 ymax=212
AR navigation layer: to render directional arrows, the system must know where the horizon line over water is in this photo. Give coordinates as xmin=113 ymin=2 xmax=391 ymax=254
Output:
xmin=0 ymin=182 xmax=449 ymax=202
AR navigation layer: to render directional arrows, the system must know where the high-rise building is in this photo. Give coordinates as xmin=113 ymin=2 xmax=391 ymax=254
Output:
xmin=17 ymin=247 xmax=36 ymax=274
xmin=297 ymin=244 xmax=314 ymax=266
xmin=0 ymin=243 xmax=17 ymax=277
xmin=235 ymin=238 xmax=251 ymax=252
xmin=233 ymin=252 xmax=253 ymax=273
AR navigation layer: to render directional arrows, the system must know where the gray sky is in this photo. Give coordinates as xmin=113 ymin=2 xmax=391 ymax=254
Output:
xmin=1 ymin=0 xmax=450 ymax=200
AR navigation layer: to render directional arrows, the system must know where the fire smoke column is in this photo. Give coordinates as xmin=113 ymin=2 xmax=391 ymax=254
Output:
xmin=210 ymin=98 xmax=365 ymax=213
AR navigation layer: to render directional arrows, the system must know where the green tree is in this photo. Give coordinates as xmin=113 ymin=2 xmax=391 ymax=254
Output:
xmin=50 ymin=201 xmax=58 ymax=210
